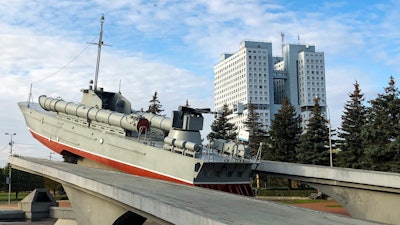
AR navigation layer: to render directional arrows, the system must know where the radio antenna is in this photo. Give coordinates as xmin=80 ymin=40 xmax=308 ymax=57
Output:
xmin=93 ymin=14 xmax=106 ymax=91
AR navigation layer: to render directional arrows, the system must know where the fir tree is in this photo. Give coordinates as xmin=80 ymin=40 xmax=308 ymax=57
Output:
xmin=264 ymin=96 xmax=302 ymax=162
xmin=337 ymin=81 xmax=366 ymax=169
xmin=146 ymin=91 xmax=164 ymax=115
xmin=208 ymin=103 xmax=237 ymax=141
xmin=362 ymin=76 xmax=400 ymax=172
xmin=243 ymin=102 xmax=267 ymax=155
xmin=296 ymin=97 xmax=330 ymax=166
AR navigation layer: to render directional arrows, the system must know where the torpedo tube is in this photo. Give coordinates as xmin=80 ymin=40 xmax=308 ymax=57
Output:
xmin=38 ymin=95 xmax=150 ymax=133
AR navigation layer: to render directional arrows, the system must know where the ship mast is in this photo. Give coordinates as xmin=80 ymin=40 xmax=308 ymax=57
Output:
xmin=93 ymin=14 xmax=105 ymax=91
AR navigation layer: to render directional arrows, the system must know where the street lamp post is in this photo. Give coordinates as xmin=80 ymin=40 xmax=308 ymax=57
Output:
xmin=5 ymin=132 xmax=16 ymax=205
xmin=49 ymin=152 xmax=55 ymax=160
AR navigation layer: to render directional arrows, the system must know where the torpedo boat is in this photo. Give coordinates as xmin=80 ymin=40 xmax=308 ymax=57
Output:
xmin=18 ymin=16 xmax=257 ymax=196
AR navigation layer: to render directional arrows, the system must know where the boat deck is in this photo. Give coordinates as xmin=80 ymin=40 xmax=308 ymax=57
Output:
xmin=20 ymin=102 xmax=253 ymax=164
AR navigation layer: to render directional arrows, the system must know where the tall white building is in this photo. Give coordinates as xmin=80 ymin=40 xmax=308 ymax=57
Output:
xmin=214 ymin=41 xmax=326 ymax=134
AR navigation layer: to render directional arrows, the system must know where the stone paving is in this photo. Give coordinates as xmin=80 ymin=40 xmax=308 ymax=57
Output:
xmin=0 ymin=203 xmax=61 ymax=225
xmin=0 ymin=218 xmax=57 ymax=225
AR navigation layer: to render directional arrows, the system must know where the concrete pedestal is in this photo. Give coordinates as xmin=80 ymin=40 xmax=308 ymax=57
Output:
xmin=19 ymin=188 xmax=59 ymax=219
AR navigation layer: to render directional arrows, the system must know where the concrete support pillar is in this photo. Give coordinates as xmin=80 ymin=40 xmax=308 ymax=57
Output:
xmin=63 ymin=185 xmax=148 ymax=225
xmin=309 ymin=183 xmax=399 ymax=225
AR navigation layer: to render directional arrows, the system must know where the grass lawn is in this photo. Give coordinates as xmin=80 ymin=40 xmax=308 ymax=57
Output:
xmin=257 ymin=189 xmax=317 ymax=197
xmin=275 ymin=199 xmax=331 ymax=204
xmin=256 ymin=189 xmax=345 ymax=210
xmin=0 ymin=192 xmax=28 ymax=203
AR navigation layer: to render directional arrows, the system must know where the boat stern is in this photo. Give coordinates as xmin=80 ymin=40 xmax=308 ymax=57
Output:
xmin=193 ymin=162 xmax=255 ymax=196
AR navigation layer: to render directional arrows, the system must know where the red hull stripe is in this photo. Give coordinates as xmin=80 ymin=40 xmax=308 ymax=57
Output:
xmin=29 ymin=129 xmax=254 ymax=196
xmin=30 ymin=130 xmax=192 ymax=185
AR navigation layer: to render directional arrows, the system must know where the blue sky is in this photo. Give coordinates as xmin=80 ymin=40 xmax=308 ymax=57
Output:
xmin=0 ymin=0 xmax=399 ymax=166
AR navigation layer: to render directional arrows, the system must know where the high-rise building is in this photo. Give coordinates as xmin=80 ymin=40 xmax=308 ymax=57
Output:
xmin=214 ymin=40 xmax=326 ymax=134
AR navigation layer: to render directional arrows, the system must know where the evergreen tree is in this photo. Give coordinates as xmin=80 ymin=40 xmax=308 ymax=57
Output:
xmin=337 ymin=81 xmax=367 ymax=169
xmin=146 ymin=91 xmax=164 ymax=115
xmin=362 ymin=76 xmax=400 ymax=172
xmin=3 ymin=165 xmax=44 ymax=199
xmin=0 ymin=168 xmax=5 ymax=191
xmin=264 ymin=96 xmax=302 ymax=162
xmin=296 ymin=97 xmax=330 ymax=166
xmin=243 ymin=102 xmax=267 ymax=155
xmin=208 ymin=103 xmax=237 ymax=141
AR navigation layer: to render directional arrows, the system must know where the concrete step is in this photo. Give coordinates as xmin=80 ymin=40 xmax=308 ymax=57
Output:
xmin=0 ymin=209 xmax=25 ymax=220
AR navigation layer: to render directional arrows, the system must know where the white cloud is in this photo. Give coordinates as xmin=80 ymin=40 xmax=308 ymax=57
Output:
xmin=0 ymin=11 xmax=214 ymax=165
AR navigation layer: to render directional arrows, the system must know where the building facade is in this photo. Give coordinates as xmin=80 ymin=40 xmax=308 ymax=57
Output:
xmin=214 ymin=41 xmax=326 ymax=134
